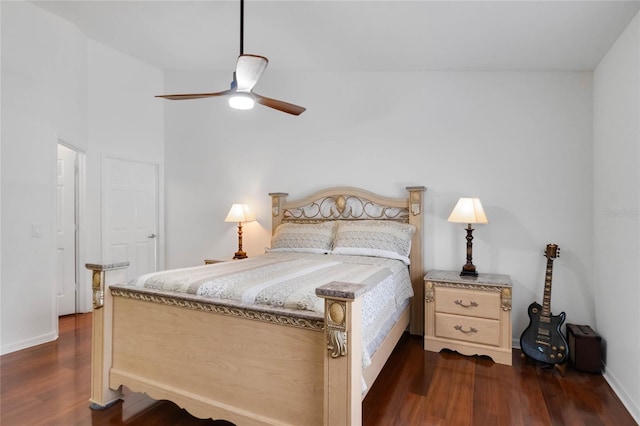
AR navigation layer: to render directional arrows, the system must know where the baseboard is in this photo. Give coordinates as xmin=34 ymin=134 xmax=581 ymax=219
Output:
xmin=603 ymin=367 xmax=640 ymax=424
xmin=0 ymin=331 xmax=58 ymax=356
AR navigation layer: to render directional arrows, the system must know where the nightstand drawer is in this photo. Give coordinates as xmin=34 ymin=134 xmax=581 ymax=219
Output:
xmin=435 ymin=313 xmax=501 ymax=346
xmin=435 ymin=287 xmax=500 ymax=319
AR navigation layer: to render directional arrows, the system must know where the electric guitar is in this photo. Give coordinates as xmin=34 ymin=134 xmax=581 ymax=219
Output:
xmin=520 ymin=244 xmax=569 ymax=365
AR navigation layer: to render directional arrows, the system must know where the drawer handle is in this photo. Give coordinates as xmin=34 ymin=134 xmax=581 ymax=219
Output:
xmin=454 ymin=325 xmax=478 ymax=334
xmin=454 ymin=300 xmax=478 ymax=308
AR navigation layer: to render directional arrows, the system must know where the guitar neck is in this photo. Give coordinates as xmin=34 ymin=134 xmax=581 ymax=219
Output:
xmin=541 ymin=257 xmax=554 ymax=317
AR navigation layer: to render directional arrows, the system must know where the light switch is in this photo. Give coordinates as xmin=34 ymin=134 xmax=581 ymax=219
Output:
xmin=32 ymin=224 xmax=42 ymax=238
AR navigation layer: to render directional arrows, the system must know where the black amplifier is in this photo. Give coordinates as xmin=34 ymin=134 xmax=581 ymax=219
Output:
xmin=566 ymin=323 xmax=602 ymax=374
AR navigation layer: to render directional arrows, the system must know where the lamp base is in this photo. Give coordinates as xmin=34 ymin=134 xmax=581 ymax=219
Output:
xmin=460 ymin=224 xmax=479 ymax=277
xmin=233 ymin=251 xmax=248 ymax=260
xmin=460 ymin=264 xmax=478 ymax=277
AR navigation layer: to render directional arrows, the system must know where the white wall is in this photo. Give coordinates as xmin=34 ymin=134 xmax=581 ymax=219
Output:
xmin=0 ymin=1 xmax=164 ymax=354
xmin=593 ymin=12 xmax=640 ymax=421
xmin=1 ymin=1 xmax=88 ymax=353
xmin=86 ymin=39 xmax=165 ymax=275
xmin=164 ymin=69 xmax=595 ymax=342
xmin=0 ymin=1 xmax=3 ymax=351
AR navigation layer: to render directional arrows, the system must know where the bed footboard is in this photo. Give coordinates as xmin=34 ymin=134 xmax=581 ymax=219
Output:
xmin=87 ymin=265 xmax=370 ymax=425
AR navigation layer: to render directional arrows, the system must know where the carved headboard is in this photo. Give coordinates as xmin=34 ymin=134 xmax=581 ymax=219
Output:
xmin=269 ymin=186 xmax=427 ymax=335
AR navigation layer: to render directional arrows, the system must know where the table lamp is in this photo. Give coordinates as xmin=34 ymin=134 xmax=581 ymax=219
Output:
xmin=225 ymin=204 xmax=255 ymax=259
xmin=447 ymin=197 xmax=488 ymax=277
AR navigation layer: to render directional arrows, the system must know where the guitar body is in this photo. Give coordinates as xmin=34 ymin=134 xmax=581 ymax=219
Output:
xmin=520 ymin=301 xmax=569 ymax=364
xmin=520 ymin=244 xmax=569 ymax=365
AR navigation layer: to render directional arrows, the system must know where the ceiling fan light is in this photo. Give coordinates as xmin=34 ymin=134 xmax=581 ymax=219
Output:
xmin=228 ymin=93 xmax=255 ymax=110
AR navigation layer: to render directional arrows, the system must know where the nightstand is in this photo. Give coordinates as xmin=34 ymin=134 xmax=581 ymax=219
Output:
xmin=424 ymin=270 xmax=513 ymax=365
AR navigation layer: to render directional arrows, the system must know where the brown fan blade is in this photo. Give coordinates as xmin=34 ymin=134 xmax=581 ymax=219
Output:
xmin=156 ymin=89 xmax=233 ymax=100
xmin=254 ymin=93 xmax=306 ymax=116
xmin=236 ymin=55 xmax=268 ymax=92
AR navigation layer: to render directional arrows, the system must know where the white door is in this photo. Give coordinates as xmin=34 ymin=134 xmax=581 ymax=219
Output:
xmin=103 ymin=157 xmax=158 ymax=280
xmin=56 ymin=144 xmax=78 ymax=316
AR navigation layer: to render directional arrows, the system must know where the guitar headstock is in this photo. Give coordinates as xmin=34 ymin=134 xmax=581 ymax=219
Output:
xmin=544 ymin=244 xmax=560 ymax=259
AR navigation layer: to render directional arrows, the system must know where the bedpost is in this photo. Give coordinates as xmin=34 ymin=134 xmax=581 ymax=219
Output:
xmin=316 ymin=282 xmax=365 ymax=426
xmin=268 ymin=192 xmax=289 ymax=234
xmin=85 ymin=262 xmax=129 ymax=409
xmin=406 ymin=186 xmax=427 ymax=335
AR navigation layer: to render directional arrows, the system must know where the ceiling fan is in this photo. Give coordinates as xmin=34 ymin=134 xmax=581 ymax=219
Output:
xmin=156 ymin=0 xmax=305 ymax=116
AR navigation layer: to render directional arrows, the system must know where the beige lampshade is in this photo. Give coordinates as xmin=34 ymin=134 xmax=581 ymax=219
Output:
xmin=224 ymin=204 xmax=255 ymax=223
xmin=447 ymin=198 xmax=488 ymax=224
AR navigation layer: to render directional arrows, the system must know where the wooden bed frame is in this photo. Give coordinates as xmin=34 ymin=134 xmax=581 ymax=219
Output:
xmin=88 ymin=186 xmax=426 ymax=425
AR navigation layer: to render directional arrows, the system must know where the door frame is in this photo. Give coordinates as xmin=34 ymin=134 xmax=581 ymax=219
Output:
xmin=55 ymin=139 xmax=87 ymax=313
xmin=101 ymin=153 xmax=164 ymax=277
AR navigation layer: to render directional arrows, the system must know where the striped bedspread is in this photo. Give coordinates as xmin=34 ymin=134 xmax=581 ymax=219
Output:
xmin=126 ymin=251 xmax=414 ymax=374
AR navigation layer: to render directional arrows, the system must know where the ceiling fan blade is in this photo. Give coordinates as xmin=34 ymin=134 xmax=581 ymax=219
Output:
xmin=156 ymin=89 xmax=233 ymax=100
xmin=254 ymin=93 xmax=306 ymax=116
xmin=235 ymin=55 xmax=268 ymax=92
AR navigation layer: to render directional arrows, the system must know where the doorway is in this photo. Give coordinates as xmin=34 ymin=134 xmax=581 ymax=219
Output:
xmin=56 ymin=143 xmax=82 ymax=316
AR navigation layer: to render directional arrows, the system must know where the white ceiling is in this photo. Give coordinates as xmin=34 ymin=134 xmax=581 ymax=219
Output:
xmin=32 ymin=0 xmax=640 ymax=72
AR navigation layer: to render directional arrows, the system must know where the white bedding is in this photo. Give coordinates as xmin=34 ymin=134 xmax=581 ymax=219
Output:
xmin=127 ymin=252 xmax=413 ymax=376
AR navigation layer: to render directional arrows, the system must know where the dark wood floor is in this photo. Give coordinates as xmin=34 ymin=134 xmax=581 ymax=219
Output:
xmin=1 ymin=313 xmax=636 ymax=425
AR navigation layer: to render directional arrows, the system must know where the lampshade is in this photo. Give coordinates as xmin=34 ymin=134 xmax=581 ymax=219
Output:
xmin=447 ymin=198 xmax=488 ymax=224
xmin=225 ymin=204 xmax=255 ymax=223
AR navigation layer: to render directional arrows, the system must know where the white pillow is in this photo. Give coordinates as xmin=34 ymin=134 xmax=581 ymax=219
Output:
xmin=332 ymin=220 xmax=415 ymax=265
xmin=268 ymin=221 xmax=337 ymax=254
